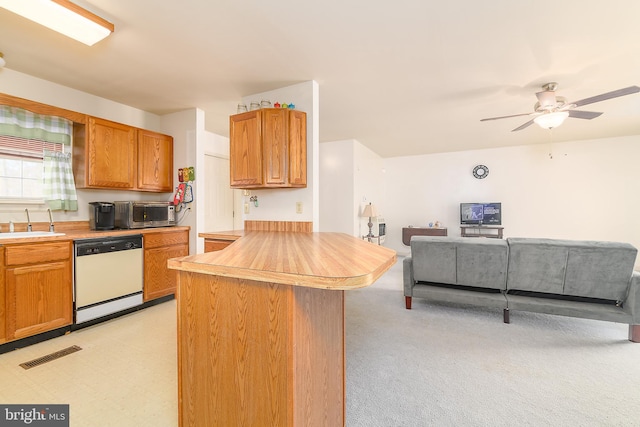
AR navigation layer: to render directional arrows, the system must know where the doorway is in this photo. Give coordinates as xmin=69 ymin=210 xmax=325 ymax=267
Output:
xmin=204 ymin=154 xmax=242 ymax=231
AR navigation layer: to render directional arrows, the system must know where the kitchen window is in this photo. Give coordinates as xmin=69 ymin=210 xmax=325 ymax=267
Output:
xmin=0 ymin=136 xmax=64 ymax=201
xmin=0 ymin=105 xmax=77 ymax=210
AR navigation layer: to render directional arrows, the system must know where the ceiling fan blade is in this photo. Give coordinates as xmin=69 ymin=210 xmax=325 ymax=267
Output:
xmin=568 ymin=110 xmax=603 ymax=120
xmin=511 ymin=119 xmax=535 ymax=132
xmin=571 ymin=86 xmax=640 ymax=107
xmin=480 ymin=112 xmax=532 ymax=122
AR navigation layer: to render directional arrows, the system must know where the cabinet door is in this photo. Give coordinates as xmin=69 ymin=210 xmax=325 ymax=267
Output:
xmin=138 ymin=129 xmax=174 ymax=192
xmin=262 ymin=109 xmax=288 ymax=186
xmin=144 ymin=244 xmax=189 ymax=301
xmin=6 ymin=260 xmax=72 ymax=340
xmin=144 ymin=230 xmax=189 ymax=301
xmin=230 ymin=111 xmax=263 ymax=187
xmin=288 ymin=110 xmax=307 ymax=187
xmin=87 ymin=117 xmax=136 ymax=189
xmin=0 ymin=247 xmax=5 ymax=344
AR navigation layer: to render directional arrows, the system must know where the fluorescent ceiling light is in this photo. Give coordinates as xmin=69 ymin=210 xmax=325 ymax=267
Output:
xmin=533 ymin=111 xmax=569 ymax=129
xmin=0 ymin=0 xmax=114 ymax=46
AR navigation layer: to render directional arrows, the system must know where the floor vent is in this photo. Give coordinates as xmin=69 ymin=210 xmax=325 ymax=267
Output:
xmin=20 ymin=345 xmax=82 ymax=370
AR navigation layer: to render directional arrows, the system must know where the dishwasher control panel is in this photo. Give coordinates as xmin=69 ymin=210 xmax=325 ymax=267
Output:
xmin=75 ymin=235 xmax=143 ymax=257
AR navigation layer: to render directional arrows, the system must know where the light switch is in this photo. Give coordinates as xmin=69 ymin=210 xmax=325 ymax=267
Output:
xmin=296 ymin=202 xmax=303 ymax=214
xmin=244 ymin=203 xmax=250 ymax=214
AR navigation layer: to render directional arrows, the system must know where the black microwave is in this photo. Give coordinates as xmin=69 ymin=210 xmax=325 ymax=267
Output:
xmin=114 ymin=201 xmax=176 ymax=229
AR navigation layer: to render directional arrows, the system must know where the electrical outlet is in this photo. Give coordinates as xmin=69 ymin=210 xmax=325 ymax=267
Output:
xmin=296 ymin=202 xmax=303 ymax=214
xmin=244 ymin=203 xmax=250 ymax=214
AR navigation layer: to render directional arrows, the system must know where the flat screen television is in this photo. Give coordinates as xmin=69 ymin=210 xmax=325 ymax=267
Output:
xmin=460 ymin=202 xmax=501 ymax=225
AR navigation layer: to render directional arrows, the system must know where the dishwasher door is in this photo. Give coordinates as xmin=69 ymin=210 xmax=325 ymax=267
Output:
xmin=74 ymin=236 xmax=143 ymax=324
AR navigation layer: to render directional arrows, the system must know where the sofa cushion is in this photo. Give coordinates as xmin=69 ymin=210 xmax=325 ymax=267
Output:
xmin=456 ymin=239 xmax=508 ymax=290
xmin=506 ymin=238 xmax=638 ymax=301
xmin=411 ymin=236 xmax=457 ymax=284
xmin=563 ymin=242 xmax=637 ymax=301
xmin=506 ymin=239 xmax=567 ymax=293
xmin=410 ymin=236 xmax=508 ymax=289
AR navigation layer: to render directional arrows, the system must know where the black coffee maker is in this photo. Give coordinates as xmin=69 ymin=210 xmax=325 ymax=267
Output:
xmin=89 ymin=202 xmax=115 ymax=230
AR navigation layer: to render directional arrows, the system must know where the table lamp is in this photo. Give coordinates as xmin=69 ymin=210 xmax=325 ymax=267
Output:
xmin=361 ymin=203 xmax=379 ymax=240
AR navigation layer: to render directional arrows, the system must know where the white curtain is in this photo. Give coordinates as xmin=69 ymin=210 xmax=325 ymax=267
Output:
xmin=43 ymin=150 xmax=78 ymax=211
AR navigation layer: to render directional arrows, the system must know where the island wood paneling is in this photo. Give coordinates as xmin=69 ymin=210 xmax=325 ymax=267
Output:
xmin=244 ymin=220 xmax=313 ymax=232
xmin=177 ymin=272 xmax=344 ymax=427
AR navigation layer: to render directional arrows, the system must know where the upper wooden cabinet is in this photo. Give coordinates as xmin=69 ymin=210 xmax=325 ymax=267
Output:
xmin=230 ymin=109 xmax=307 ymax=189
xmin=74 ymin=117 xmax=136 ymax=189
xmin=137 ymin=129 xmax=174 ymax=192
xmin=73 ymin=116 xmax=173 ymax=192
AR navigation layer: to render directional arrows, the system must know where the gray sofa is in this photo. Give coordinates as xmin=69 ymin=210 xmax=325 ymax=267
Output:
xmin=403 ymin=236 xmax=640 ymax=342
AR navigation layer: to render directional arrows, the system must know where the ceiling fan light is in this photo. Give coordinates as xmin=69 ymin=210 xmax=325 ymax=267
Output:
xmin=534 ymin=111 xmax=569 ymax=129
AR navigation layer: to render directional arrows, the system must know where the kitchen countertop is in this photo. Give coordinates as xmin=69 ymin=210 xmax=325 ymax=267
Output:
xmin=0 ymin=223 xmax=190 ymax=245
xmin=198 ymin=230 xmax=245 ymax=241
xmin=170 ymin=230 xmax=397 ymax=290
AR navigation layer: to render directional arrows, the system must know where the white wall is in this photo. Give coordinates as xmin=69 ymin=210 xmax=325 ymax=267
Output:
xmin=383 ymin=135 xmax=640 ymax=270
xmin=0 ymin=69 xmax=172 ymax=226
xmin=0 ymin=69 xmax=161 ymax=131
xmin=241 ymin=81 xmax=320 ymax=230
xmin=160 ymin=109 xmax=199 ymax=255
xmin=319 ymin=139 xmax=385 ymax=237
xmin=319 ymin=140 xmax=355 ymax=234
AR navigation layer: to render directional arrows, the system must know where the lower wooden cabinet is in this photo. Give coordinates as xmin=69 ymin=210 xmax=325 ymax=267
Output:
xmin=2 ymin=242 xmax=73 ymax=341
xmin=203 ymin=238 xmax=234 ymax=252
xmin=0 ymin=247 xmax=5 ymax=344
xmin=144 ymin=230 xmax=189 ymax=301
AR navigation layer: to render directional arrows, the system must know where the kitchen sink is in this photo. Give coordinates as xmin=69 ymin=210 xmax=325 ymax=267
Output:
xmin=0 ymin=231 xmax=66 ymax=239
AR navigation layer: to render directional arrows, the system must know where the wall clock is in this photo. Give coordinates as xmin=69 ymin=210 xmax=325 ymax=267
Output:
xmin=472 ymin=164 xmax=489 ymax=179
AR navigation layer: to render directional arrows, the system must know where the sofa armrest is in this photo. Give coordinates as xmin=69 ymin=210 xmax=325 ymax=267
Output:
xmin=403 ymin=256 xmax=415 ymax=297
xmin=625 ymin=271 xmax=640 ymax=324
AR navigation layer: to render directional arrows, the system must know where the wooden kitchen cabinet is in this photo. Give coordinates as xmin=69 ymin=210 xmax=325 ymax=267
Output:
xmin=230 ymin=108 xmax=307 ymax=189
xmin=230 ymin=110 xmax=263 ymax=187
xmin=73 ymin=116 xmax=137 ymax=189
xmin=203 ymin=238 xmax=233 ymax=252
xmin=73 ymin=116 xmax=174 ymax=192
xmin=143 ymin=230 xmax=189 ymax=301
xmin=287 ymin=109 xmax=307 ymax=186
xmin=137 ymin=129 xmax=174 ymax=192
xmin=3 ymin=242 xmax=73 ymax=341
xmin=0 ymin=247 xmax=5 ymax=344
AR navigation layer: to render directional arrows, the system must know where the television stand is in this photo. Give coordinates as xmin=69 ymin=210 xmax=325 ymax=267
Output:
xmin=460 ymin=225 xmax=503 ymax=239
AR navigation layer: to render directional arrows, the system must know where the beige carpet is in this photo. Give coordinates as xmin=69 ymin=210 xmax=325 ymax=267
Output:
xmin=345 ymin=258 xmax=640 ymax=426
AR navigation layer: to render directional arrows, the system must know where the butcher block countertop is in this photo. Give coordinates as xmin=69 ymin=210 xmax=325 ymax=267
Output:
xmin=170 ymin=231 xmax=397 ymax=290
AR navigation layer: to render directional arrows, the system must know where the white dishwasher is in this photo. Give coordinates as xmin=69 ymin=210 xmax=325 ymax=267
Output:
xmin=74 ymin=235 xmax=143 ymax=324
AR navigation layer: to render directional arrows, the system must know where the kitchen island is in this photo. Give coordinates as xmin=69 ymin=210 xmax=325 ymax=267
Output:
xmin=168 ymin=231 xmax=396 ymax=427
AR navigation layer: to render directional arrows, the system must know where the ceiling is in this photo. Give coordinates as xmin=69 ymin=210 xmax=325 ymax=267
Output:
xmin=1 ymin=0 xmax=640 ymax=158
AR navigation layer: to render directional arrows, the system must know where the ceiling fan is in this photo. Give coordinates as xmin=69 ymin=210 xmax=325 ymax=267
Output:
xmin=481 ymin=82 xmax=640 ymax=131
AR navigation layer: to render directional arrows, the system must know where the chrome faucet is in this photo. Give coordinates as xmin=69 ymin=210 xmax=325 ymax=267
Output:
xmin=25 ymin=208 xmax=32 ymax=232
xmin=47 ymin=208 xmax=55 ymax=232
